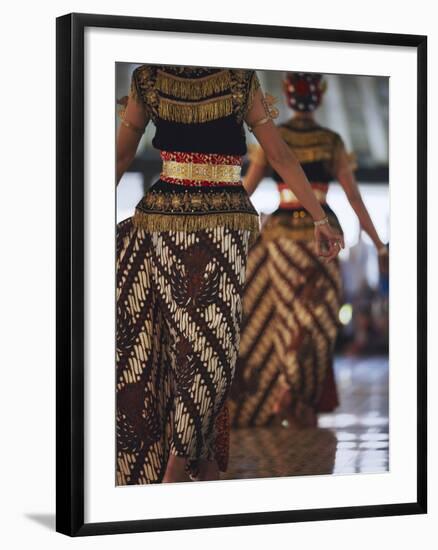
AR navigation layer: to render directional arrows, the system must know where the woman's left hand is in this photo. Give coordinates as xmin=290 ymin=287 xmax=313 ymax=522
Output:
xmin=314 ymin=222 xmax=345 ymax=263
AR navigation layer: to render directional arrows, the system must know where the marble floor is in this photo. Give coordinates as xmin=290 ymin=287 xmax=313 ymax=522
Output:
xmin=223 ymin=356 xmax=389 ymax=480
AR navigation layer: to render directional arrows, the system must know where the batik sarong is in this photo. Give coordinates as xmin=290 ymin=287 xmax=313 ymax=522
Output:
xmin=116 ymin=218 xmax=252 ymax=484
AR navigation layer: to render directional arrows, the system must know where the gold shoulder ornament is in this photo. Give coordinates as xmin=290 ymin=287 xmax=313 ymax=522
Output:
xmin=248 ymin=93 xmax=280 ymax=133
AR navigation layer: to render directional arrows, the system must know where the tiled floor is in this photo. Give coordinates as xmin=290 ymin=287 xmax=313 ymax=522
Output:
xmin=223 ymin=356 xmax=389 ymax=480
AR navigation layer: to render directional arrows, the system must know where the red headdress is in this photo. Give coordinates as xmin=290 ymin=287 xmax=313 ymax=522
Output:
xmin=284 ymin=72 xmax=327 ymax=112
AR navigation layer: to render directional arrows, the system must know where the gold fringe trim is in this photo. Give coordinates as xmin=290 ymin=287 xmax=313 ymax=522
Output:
xmin=248 ymin=138 xmax=344 ymax=167
xmin=247 ymin=143 xmax=336 ymax=166
xmin=158 ymin=95 xmax=234 ymax=124
xmin=156 ymin=69 xmax=231 ymax=100
xmin=280 ymin=127 xmax=340 ymax=147
xmin=129 ymin=76 xmax=142 ymax=105
xmin=132 ymin=211 xmax=260 ymax=246
xmin=246 ymin=71 xmax=261 ymax=114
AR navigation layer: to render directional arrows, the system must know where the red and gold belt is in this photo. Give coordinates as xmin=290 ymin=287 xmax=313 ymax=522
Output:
xmin=160 ymin=151 xmax=243 ymax=186
xmin=277 ymin=182 xmax=328 ymax=209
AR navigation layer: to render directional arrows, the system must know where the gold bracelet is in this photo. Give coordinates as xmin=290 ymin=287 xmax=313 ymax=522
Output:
xmin=121 ymin=118 xmax=145 ymax=135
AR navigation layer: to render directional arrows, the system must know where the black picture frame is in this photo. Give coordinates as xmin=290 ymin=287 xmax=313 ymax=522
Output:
xmin=56 ymin=12 xmax=427 ymax=537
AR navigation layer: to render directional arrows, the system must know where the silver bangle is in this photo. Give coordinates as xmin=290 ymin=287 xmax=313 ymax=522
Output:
xmin=314 ymin=216 xmax=329 ymax=227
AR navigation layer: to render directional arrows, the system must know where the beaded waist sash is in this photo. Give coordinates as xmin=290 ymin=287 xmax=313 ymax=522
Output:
xmin=277 ymin=182 xmax=328 ymax=209
xmin=160 ymin=151 xmax=243 ymax=186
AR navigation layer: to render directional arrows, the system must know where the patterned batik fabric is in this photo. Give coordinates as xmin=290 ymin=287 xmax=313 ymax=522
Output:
xmin=116 ymin=218 xmax=250 ymax=484
xmin=229 ymin=235 xmax=342 ymax=428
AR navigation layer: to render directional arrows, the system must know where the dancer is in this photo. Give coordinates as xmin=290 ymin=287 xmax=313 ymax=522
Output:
xmin=115 ymin=65 xmax=343 ymax=484
xmin=230 ymin=72 xmax=388 ymax=429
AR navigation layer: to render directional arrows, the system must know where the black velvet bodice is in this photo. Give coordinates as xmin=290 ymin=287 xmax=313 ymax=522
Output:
xmin=151 ymin=115 xmax=247 ymax=155
xmin=130 ymin=65 xmax=260 ymax=156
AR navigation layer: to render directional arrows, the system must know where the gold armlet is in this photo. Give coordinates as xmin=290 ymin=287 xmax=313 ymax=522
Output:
xmin=121 ymin=118 xmax=145 ymax=135
xmin=248 ymin=93 xmax=279 ymax=133
xmin=248 ymin=115 xmax=271 ymax=133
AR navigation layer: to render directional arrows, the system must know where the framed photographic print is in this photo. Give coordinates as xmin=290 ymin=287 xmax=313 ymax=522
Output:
xmin=56 ymin=12 xmax=427 ymax=536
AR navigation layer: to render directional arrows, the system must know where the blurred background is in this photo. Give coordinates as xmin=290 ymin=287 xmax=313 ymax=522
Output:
xmin=116 ymin=63 xmax=389 ymax=479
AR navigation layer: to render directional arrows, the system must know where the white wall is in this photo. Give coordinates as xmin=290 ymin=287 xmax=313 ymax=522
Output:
xmin=1 ymin=1 xmax=434 ymax=549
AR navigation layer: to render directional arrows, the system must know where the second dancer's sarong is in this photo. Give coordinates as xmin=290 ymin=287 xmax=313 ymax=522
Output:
xmin=230 ymin=231 xmax=342 ymax=428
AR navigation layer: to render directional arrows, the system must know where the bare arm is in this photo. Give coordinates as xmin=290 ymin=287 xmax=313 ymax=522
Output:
xmin=116 ymin=94 xmax=150 ymax=185
xmin=335 ymin=148 xmax=388 ymax=271
xmin=336 ymin=148 xmax=385 ymax=250
xmin=245 ymin=88 xmax=344 ymax=261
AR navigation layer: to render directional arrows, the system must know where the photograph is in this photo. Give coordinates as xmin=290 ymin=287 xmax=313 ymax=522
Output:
xmin=115 ymin=63 xmax=389 ymax=485
xmin=55 ymin=13 xmax=426 ymax=535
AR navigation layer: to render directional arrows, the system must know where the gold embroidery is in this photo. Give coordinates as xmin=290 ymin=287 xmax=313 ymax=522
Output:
xmin=230 ymin=69 xmax=260 ymax=123
xmin=279 ymin=126 xmax=341 ymax=165
xmin=162 ymin=160 xmax=242 ymax=182
xmin=133 ymin=211 xmax=260 ymax=246
xmin=129 ymin=76 xmax=141 ymax=105
xmin=131 ymin=65 xmax=261 ymax=125
xmin=156 ymin=69 xmax=231 ymax=100
xmin=279 ymin=127 xmax=340 ymax=147
xmin=246 ymin=71 xmax=261 ymax=114
xmin=132 ymin=66 xmax=160 ymax=121
xmin=248 ymin=125 xmax=347 ymax=166
xmin=248 ymin=143 xmax=333 ymax=165
xmin=138 ymin=189 xmax=255 ymax=214
xmin=158 ymin=95 xmax=234 ymax=124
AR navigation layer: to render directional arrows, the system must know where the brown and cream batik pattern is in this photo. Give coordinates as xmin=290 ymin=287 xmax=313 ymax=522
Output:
xmin=229 ymin=235 xmax=342 ymax=428
xmin=116 ymin=219 xmax=250 ymax=484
